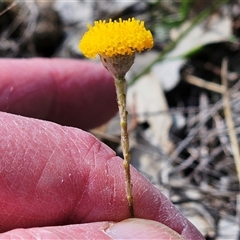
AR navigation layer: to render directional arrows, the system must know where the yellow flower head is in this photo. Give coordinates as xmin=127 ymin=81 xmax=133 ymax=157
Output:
xmin=79 ymin=18 xmax=153 ymax=58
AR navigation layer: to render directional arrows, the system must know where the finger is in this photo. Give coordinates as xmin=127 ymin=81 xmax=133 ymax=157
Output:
xmin=0 ymin=219 xmax=184 ymax=240
xmin=0 ymin=112 xmax=204 ymax=240
xmin=0 ymin=58 xmax=117 ymax=129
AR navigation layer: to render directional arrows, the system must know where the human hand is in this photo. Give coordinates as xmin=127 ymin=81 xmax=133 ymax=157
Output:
xmin=0 ymin=58 xmax=204 ymax=239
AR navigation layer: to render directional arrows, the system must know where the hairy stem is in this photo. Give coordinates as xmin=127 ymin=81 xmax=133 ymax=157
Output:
xmin=114 ymin=76 xmax=134 ymax=218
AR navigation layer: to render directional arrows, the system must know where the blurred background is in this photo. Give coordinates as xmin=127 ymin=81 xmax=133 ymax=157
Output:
xmin=1 ymin=0 xmax=240 ymax=239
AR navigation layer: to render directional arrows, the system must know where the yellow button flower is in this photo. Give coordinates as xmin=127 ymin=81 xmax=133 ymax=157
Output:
xmin=78 ymin=17 xmax=154 ymax=218
xmin=79 ymin=18 xmax=153 ymax=59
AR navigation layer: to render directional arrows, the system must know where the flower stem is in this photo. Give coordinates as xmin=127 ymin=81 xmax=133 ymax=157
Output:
xmin=114 ymin=76 xmax=134 ymax=218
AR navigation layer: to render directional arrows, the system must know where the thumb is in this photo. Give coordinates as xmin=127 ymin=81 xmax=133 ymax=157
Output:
xmin=106 ymin=218 xmax=185 ymax=239
xmin=0 ymin=219 xmax=184 ymax=240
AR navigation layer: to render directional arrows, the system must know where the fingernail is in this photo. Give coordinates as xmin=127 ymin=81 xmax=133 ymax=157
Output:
xmin=105 ymin=218 xmax=184 ymax=239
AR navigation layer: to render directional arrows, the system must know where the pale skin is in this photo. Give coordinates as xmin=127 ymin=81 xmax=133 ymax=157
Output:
xmin=0 ymin=59 xmax=205 ymax=240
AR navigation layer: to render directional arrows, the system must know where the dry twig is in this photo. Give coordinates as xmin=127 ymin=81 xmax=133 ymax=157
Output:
xmin=185 ymin=74 xmax=225 ymax=94
xmin=221 ymin=58 xmax=240 ymax=186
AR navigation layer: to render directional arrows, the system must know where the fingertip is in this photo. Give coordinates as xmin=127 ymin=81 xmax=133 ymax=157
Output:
xmin=105 ymin=218 xmax=184 ymax=240
xmin=0 ymin=58 xmax=117 ymax=129
xmin=0 ymin=112 xmax=204 ymax=239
